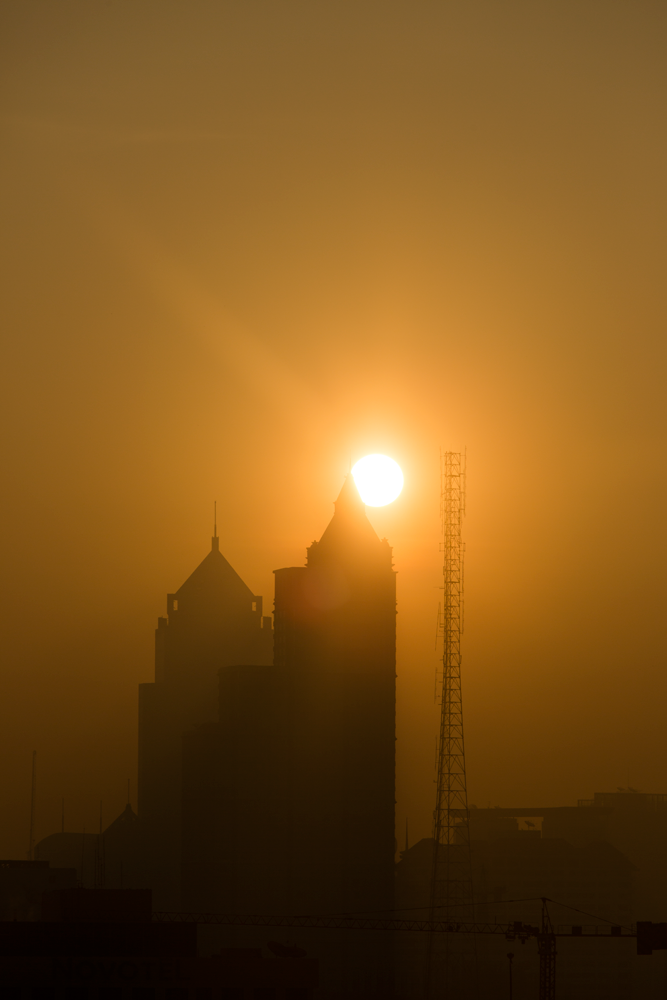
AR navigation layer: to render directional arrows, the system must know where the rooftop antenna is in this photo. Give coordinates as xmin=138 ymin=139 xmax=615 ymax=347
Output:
xmin=27 ymin=751 xmax=36 ymax=860
xmin=212 ymin=500 xmax=219 ymax=552
xmin=98 ymin=800 xmax=106 ymax=889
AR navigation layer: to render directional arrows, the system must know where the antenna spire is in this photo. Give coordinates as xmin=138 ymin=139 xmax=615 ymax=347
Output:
xmin=98 ymin=800 xmax=105 ymax=889
xmin=212 ymin=500 xmax=219 ymax=552
xmin=27 ymin=751 xmax=36 ymax=861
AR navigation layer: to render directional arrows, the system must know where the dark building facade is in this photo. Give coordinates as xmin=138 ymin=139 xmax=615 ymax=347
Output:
xmin=468 ymin=791 xmax=667 ymax=922
xmin=271 ymin=474 xmax=396 ymax=920
xmin=181 ymin=477 xmax=397 ymax=998
xmin=0 ymin=888 xmax=318 ymax=999
xmin=138 ymin=528 xmax=273 ymax=909
xmin=393 ymin=792 xmax=667 ymax=1000
xmin=395 ymin=835 xmax=638 ymax=1000
xmin=35 ymin=806 xmax=143 ymax=891
xmin=35 ymin=834 xmax=100 ymax=890
xmin=0 ymin=862 xmax=77 ymax=922
xmin=30 ymin=485 xmax=396 ymax=995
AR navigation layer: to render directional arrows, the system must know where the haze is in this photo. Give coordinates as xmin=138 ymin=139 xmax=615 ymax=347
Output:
xmin=1 ymin=1 xmax=666 ymax=859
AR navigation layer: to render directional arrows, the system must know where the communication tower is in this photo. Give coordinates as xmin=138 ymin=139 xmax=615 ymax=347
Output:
xmin=426 ymin=451 xmax=475 ymax=997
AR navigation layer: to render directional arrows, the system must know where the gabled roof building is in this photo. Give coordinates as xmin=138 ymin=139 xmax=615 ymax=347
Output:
xmin=138 ymin=524 xmax=273 ymax=909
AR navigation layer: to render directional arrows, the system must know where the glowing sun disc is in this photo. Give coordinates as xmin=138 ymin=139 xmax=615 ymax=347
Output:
xmin=352 ymin=454 xmax=404 ymax=507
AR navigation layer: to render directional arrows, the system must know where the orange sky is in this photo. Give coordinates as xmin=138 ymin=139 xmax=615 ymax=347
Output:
xmin=1 ymin=1 xmax=666 ymax=858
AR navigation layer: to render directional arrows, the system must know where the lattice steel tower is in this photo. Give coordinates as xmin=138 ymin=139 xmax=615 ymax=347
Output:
xmin=425 ymin=451 xmax=475 ymax=998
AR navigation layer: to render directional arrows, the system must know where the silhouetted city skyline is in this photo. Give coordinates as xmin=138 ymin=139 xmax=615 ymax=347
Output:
xmin=2 ymin=3 xmax=667 ymax=997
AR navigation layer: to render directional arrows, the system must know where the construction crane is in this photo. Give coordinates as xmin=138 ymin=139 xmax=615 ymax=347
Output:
xmin=153 ymin=903 xmax=663 ymax=1000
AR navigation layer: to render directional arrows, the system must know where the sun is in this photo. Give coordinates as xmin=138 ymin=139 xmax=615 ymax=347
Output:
xmin=351 ymin=454 xmax=404 ymax=507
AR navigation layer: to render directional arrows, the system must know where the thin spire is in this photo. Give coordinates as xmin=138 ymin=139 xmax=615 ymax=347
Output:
xmin=212 ymin=500 xmax=219 ymax=552
xmin=98 ymin=800 xmax=105 ymax=889
xmin=27 ymin=751 xmax=36 ymax=861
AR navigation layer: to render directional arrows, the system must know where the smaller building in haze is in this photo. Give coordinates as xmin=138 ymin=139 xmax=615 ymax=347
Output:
xmin=138 ymin=526 xmax=273 ymax=909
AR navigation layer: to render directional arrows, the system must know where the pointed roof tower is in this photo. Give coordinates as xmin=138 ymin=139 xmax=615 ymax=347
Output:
xmin=169 ymin=507 xmax=257 ymax=620
xmin=103 ymin=803 xmax=138 ymax=838
xmin=307 ymin=475 xmax=391 ymax=573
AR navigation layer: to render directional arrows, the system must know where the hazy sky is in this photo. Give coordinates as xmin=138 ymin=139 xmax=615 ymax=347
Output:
xmin=1 ymin=1 xmax=666 ymax=858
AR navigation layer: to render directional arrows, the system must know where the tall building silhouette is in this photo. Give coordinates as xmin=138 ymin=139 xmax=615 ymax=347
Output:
xmin=272 ymin=473 xmax=396 ymax=919
xmin=182 ymin=476 xmax=397 ymax=997
xmin=139 ymin=525 xmax=273 ymax=908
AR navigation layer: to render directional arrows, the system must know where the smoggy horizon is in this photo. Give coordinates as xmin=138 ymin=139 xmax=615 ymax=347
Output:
xmin=2 ymin=1 xmax=667 ymax=861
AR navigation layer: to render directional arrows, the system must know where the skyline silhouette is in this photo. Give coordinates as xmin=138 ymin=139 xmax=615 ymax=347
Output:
xmin=1 ymin=4 xmax=666 ymax=995
xmin=3 ymin=2 xmax=666 ymax=859
xmin=7 ymin=469 xmax=667 ymax=997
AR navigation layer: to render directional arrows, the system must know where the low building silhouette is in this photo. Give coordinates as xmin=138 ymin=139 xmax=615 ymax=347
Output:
xmin=35 ymin=833 xmax=99 ymax=888
xmin=395 ymin=833 xmax=636 ymax=1000
xmin=35 ymin=805 xmax=144 ymax=891
xmin=468 ymin=790 xmax=667 ymax=921
xmin=0 ymin=861 xmax=77 ymax=922
xmin=0 ymin=888 xmax=318 ymax=998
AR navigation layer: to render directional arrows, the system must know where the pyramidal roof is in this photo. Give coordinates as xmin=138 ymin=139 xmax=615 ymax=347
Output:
xmin=176 ymin=538 xmax=255 ymax=600
xmin=102 ymin=802 xmax=138 ymax=838
xmin=309 ymin=475 xmax=387 ymax=566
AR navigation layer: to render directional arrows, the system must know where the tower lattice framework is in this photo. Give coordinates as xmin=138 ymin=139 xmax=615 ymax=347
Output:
xmin=426 ymin=451 xmax=475 ymax=997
